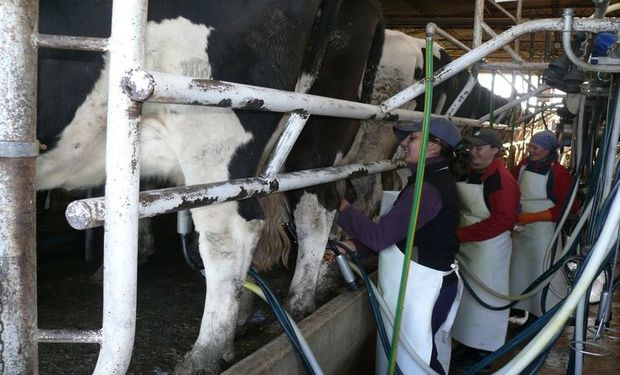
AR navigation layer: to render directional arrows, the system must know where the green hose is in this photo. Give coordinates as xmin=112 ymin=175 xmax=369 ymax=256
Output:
xmin=387 ymin=33 xmax=434 ymax=375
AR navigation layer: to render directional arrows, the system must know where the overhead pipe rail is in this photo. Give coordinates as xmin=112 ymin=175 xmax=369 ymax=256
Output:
xmin=382 ymin=17 xmax=620 ymax=112
xmin=2 ymin=1 xmax=620 ymax=373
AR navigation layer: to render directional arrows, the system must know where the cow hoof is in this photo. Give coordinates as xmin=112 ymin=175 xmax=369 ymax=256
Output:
xmin=285 ymin=298 xmax=315 ymax=322
xmin=175 ymin=349 xmax=221 ymax=375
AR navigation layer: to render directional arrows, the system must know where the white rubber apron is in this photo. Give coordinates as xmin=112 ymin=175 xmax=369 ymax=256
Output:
xmin=374 ymin=191 xmax=462 ymax=374
xmin=511 ymin=168 xmax=567 ymax=317
xmin=451 ymin=181 xmax=512 ymax=351
xmin=375 ymin=245 xmax=462 ymax=375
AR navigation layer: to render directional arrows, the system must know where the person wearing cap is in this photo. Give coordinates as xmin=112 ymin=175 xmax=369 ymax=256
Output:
xmin=450 ymin=128 xmax=520 ymax=370
xmin=332 ymin=118 xmax=463 ymax=374
xmin=509 ymin=130 xmax=574 ymax=321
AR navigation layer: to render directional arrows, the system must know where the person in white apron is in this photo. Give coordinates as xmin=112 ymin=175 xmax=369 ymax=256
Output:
xmin=510 ymin=130 xmax=574 ymax=320
xmin=450 ymin=128 xmax=520 ymax=371
xmin=332 ymin=118 xmax=463 ymax=375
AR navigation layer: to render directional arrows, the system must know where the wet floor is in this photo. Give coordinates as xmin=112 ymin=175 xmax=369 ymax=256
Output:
xmin=475 ymin=278 xmax=620 ymax=374
xmin=535 ymin=289 xmax=620 ymax=375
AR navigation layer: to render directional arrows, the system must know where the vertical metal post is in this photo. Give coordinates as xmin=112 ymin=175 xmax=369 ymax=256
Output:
xmin=0 ymin=0 xmax=39 ymax=374
xmin=472 ymin=0 xmax=485 ymax=49
xmin=93 ymin=0 xmax=148 ymax=374
xmin=514 ymin=0 xmax=523 ymax=56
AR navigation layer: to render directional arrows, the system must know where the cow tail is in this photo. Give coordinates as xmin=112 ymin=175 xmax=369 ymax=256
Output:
xmin=253 ymin=193 xmax=292 ymax=271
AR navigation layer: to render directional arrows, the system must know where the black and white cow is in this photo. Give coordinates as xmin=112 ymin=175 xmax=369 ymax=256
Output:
xmin=36 ymin=0 xmax=385 ymax=373
xmin=347 ymin=29 xmax=514 ymax=217
xmin=255 ymin=29 xmax=514 ymax=319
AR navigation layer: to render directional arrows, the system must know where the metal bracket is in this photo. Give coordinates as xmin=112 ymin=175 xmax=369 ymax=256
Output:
xmin=0 ymin=141 xmax=39 ymax=158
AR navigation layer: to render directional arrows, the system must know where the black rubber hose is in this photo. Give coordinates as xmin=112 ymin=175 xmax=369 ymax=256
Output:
xmin=329 ymin=240 xmax=404 ymax=375
xmin=248 ymin=268 xmax=315 ymax=375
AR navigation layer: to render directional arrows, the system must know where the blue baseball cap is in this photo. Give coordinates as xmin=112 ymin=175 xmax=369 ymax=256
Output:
xmin=530 ymin=130 xmax=560 ymax=151
xmin=394 ymin=118 xmax=461 ymax=148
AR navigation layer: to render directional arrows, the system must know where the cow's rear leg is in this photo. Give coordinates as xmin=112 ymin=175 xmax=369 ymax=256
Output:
xmin=175 ymin=203 xmax=263 ymax=375
xmin=286 ymin=192 xmax=336 ymax=319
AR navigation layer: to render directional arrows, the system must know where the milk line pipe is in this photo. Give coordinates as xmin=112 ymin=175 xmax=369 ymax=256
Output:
xmin=572 ymin=81 xmax=620 ymax=375
xmin=497 ymin=186 xmax=620 ymax=375
xmin=381 ymin=16 xmax=620 ymax=112
xmin=594 ymin=237 xmax=619 ymax=339
xmin=574 ymin=94 xmax=587 ymax=173
xmin=602 ymin=84 xmax=620 ymax=198
xmin=563 ymin=8 xmax=620 ymax=73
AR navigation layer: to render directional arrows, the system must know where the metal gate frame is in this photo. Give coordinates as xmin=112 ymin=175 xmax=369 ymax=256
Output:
xmin=2 ymin=0 xmax=620 ymax=373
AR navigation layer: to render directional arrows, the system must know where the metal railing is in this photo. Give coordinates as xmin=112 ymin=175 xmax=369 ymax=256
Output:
xmin=2 ymin=0 xmax=620 ymax=373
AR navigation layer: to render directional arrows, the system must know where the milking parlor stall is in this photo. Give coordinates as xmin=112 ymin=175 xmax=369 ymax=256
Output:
xmin=2 ymin=0 xmax=620 ymax=374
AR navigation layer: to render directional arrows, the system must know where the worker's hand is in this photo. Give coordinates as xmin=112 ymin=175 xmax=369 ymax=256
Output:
xmin=516 ymin=209 xmax=553 ymax=225
xmin=339 ymin=199 xmax=351 ymax=212
xmin=323 ymin=240 xmax=356 ymax=264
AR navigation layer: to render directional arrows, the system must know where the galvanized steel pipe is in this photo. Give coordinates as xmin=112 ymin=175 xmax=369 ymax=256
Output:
xmin=478 ymin=84 xmax=550 ymax=122
xmin=479 ymin=62 xmax=548 ymax=71
xmin=34 ymin=34 xmax=108 ymax=52
xmin=66 ymin=160 xmax=406 ymax=230
xmin=381 ymin=16 xmax=620 ymax=112
xmin=563 ymin=9 xmax=620 ymax=73
xmin=145 ymin=70 xmax=507 ymax=130
xmin=0 ymin=1 xmax=39 ymax=374
xmin=92 ymin=1 xmax=147 ymax=374
xmin=37 ymin=329 xmax=102 ymax=344
xmin=260 ymin=110 xmax=310 ymax=179
xmin=481 ymin=22 xmax=524 ymax=62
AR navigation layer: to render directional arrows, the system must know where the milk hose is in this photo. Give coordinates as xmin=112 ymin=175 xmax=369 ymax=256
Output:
xmin=246 ymin=269 xmax=322 ymax=375
xmin=329 ymin=241 xmax=405 ymax=375
xmin=498 ymin=186 xmax=620 ymax=374
xmin=330 ymin=241 xmax=437 ymax=375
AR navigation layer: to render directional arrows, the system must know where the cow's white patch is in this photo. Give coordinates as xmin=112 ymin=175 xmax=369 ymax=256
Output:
xmin=38 ymin=17 xmax=251 ymax=190
xmin=37 ymin=17 xmax=260 ymax=373
xmin=286 ymin=192 xmax=336 ymax=316
xmin=295 ymin=72 xmax=316 ymax=94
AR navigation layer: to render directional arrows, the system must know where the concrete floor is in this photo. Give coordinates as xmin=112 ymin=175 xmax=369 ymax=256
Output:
xmin=487 ymin=282 xmax=620 ymax=375
xmin=534 ymin=289 xmax=620 ymax=375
